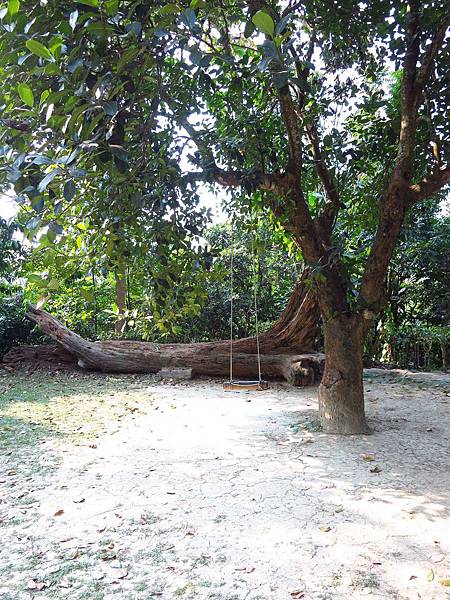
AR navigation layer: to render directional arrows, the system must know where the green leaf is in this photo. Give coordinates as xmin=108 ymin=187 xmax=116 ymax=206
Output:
xmin=362 ymin=454 xmax=375 ymax=462
xmin=28 ymin=273 xmax=43 ymax=284
xmin=103 ymin=101 xmax=118 ymax=116
xmin=76 ymin=0 xmax=98 ymax=6
xmin=17 ymin=83 xmax=34 ymax=107
xmin=38 ymin=169 xmax=59 ymax=192
xmin=117 ymin=46 xmax=140 ymax=72
xmin=159 ymin=3 xmax=179 ymax=15
xmin=8 ymin=0 xmax=19 ymax=16
xmin=26 ymin=39 xmax=54 ymax=61
xmin=244 ymin=21 xmax=255 ymax=38
xmin=69 ymin=9 xmax=78 ymax=30
xmin=47 ymin=277 xmax=60 ymax=290
xmin=251 ymin=10 xmax=274 ymax=37
xmin=105 ymin=0 xmax=118 ymax=16
xmin=81 ymin=288 xmax=94 ymax=302
xmin=64 ymin=180 xmax=76 ymax=201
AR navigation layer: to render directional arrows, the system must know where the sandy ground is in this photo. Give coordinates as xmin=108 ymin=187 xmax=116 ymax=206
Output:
xmin=0 ymin=368 xmax=449 ymax=600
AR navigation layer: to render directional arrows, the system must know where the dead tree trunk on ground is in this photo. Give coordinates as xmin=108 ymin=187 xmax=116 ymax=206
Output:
xmin=6 ymin=274 xmax=323 ymax=385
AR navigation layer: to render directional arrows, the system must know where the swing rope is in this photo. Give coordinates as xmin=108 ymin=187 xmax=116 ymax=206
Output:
xmin=251 ymin=236 xmax=263 ymax=383
xmin=228 ymin=225 xmax=263 ymax=384
xmin=229 ymin=232 xmax=234 ymax=383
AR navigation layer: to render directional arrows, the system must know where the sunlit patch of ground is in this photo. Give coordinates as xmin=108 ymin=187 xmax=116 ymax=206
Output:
xmin=0 ymin=369 xmax=449 ymax=599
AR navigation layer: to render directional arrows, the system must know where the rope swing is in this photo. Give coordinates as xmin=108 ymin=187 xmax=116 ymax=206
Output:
xmin=223 ymin=223 xmax=269 ymax=392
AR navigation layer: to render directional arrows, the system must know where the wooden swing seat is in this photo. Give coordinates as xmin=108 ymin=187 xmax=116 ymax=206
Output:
xmin=223 ymin=380 xmax=269 ymax=392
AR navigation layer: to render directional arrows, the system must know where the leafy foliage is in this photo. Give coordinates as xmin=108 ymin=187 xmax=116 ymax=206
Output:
xmin=0 ymin=218 xmax=40 ymax=357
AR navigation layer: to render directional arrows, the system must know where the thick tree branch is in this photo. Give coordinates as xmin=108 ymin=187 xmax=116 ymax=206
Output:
xmin=407 ymin=164 xmax=450 ymax=203
xmin=393 ymin=0 xmax=421 ymax=181
xmin=277 ymin=86 xmax=303 ymax=174
xmin=304 ymin=121 xmax=340 ymax=241
xmin=359 ymin=5 xmax=448 ymax=312
xmin=184 ymin=169 xmax=284 ymax=192
xmin=286 ymin=33 xmax=340 ymax=242
xmin=359 ymin=2 xmax=420 ymax=310
xmin=415 ymin=17 xmax=449 ymax=91
xmin=176 ymin=113 xmax=286 ymax=193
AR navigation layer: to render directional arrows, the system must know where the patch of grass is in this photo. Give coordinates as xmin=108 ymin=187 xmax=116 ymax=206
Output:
xmin=290 ymin=415 xmax=322 ymax=433
xmin=16 ymin=494 xmax=38 ymax=505
xmin=0 ymin=372 xmax=156 ymax=452
xmin=192 ymin=555 xmax=211 ymax=568
xmin=138 ymin=510 xmax=161 ymax=525
xmin=147 ymin=543 xmax=169 ymax=564
xmin=174 ymin=583 xmax=196 ymax=596
xmin=49 ymin=558 xmax=92 ymax=579
xmin=213 ymin=514 xmax=226 ymax=523
xmin=330 ymin=571 xmax=342 ymax=587
xmin=351 ymin=570 xmax=380 ymax=589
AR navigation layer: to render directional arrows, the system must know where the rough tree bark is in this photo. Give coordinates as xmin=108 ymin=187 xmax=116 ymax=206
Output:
xmin=318 ymin=315 xmax=369 ymax=434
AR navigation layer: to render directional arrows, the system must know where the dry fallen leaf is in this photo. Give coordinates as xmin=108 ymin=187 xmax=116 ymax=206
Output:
xmin=115 ymin=568 xmax=128 ymax=579
xmin=427 ymin=569 xmax=435 ymax=581
xmin=72 ymin=497 xmax=85 ymax=504
xmin=235 ymin=566 xmax=255 ymax=573
xmin=54 ymin=509 xmax=64 ymax=517
xmin=319 ymin=526 xmax=331 ymax=532
xmin=362 ymin=454 xmax=375 ymax=462
xmin=290 ymin=590 xmax=305 ymax=598
xmin=100 ymin=551 xmax=117 ymax=561
xmin=439 ymin=579 xmax=450 ymax=587
xmin=26 ymin=580 xmax=47 ymax=591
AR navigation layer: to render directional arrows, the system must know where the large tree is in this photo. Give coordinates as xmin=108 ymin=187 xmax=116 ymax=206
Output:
xmin=1 ymin=1 xmax=449 ymax=433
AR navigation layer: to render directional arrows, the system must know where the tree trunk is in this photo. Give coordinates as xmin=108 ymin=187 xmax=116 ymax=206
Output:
xmin=318 ymin=314 xmax=369 ymax=434
xmin=20 ymin=306 xmax=324 ymax=385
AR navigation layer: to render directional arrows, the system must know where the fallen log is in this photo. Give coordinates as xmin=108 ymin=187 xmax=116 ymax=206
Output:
xmin=13 ymin=306 xmax=324 ymax=385
xmin=2 ymin=343 xmax=76 ymax=371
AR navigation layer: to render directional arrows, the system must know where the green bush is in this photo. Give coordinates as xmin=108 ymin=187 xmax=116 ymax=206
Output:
xmin=0 ymin=291 xmax=41 ymax=358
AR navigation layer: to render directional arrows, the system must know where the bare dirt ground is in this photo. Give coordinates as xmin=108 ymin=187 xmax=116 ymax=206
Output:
xmin=0 ymin=368 xmax=449 ymax=600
